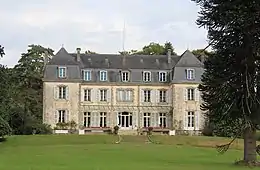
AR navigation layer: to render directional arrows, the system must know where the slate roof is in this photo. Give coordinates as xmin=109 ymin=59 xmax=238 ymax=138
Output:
xmin=47 ymin=47 xmax=203 ymax=70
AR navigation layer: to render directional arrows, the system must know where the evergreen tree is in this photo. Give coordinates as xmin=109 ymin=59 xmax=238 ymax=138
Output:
xmin=192 ymin=0 xmax=260 ymax=164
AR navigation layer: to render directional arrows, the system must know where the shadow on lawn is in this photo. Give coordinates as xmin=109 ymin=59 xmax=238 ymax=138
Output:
xmin=0 ymin=137 xmax=7 ymax=143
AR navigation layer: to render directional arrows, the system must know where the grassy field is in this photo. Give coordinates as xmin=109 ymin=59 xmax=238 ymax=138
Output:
xmin=0 ymin=135 xmax=258 ymax=170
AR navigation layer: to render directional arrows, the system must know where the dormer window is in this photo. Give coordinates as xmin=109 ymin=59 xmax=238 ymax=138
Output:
xmin=83 ymin=70 xmax=91 ymax=81
xmin=159 ymin=71 xmax=167 ymax=82
xmin=58 ymin=66 xmax=66 ymax=78
xmin=121 ymin=71 xmax=130 ymax=82
xmin=143 ymin=71 xmax=151 ymax=82
xmin=100 ymin=70 xmax=107 ymax=81
xmin=186 ymin=69 xmax=195 ymax=80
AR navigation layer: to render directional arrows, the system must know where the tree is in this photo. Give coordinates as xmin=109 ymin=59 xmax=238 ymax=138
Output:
xmin=119 ymin=42 xmax=177 ymax=55
xmin=85 ymin=50 xmax=97 ymax=54
xmin=0 ymin=45 xmax=5 ymax=57
xmin=193 ymin=0 xmax=260 ymax=165
xmin=192 ymin=49 xmax=213 ymax=57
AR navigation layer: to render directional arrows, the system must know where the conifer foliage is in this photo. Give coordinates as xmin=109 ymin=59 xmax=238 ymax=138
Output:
xmin=192 ymin=0 xmax=260 ymax=164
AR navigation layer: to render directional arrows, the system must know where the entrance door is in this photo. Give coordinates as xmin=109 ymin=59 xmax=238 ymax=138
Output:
xmin=117 ymin=112 xmax=133 ymax=129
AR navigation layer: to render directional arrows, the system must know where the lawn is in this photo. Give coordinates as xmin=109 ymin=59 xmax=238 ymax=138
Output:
xmin=0 ymin=135 xmax=257 ymax=170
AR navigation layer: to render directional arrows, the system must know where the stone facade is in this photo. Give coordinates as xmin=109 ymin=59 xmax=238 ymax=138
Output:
xmin=43 ymin=47 xmax=205 ymax=134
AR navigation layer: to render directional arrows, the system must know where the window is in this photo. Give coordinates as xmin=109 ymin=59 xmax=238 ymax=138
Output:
xmin=187 ymin=111 xmax=195 ymax=128
xmin=118 ymin=112 xmax=133 ymax=128
xmin=83 ymin=70 xmax=91 ymax=81
xmin=58 ymin=110 xmax=66 ymax=123
xmin=117 ymin=90 xmax=132 ymax=102
xmin=99 ymin=112 xmax=107 ymax=127
xmin=58 ymin=67 xmax=66 ymax=78
xmin=143 ymin=113 xmax=151 ymax=127
xmin=84 ymin=89 xmax=91 ymax=101
xmin=159 ymin=113 xmax=167 ymax=128
xmin=143 ymin=71 xmax=151 ymax=82
xmin=100 ymin=89 xmax=107 ymax=101
xmin=187 ymin=88 xmax=195 ymax=101
xmin=121 ymin=71 xmax=130 ymax=82
xmin=100 ymin=70 xmax=107 ymax=81
xmin=159 ymin=90 xmax=167 ymax=102
xmin=83 ymin=112 xmax=91 ymax=127
xmin=58 ymin=86 xmax=67 ymax=99
xmin=186 ymin=69 xmax=195 ymax=80
xmin=143 ymin=90 xmax=151 ymax=102
xmin=159 ymin=71 xmax=167 ymax=82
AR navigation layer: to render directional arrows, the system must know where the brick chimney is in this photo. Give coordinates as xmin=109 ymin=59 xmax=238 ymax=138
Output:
xmin=76 ymin=48 xmax=81 ymax=62
xmin=167 ymin=49 xmax=171 ymax=64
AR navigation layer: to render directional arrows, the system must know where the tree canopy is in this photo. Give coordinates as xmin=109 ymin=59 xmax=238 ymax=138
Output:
xmin=193 ymin=0 xmax=260 ymax=164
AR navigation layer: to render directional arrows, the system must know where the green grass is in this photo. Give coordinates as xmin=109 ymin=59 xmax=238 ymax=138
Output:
xmin=0 ymin=135 xmax=258 ymax=170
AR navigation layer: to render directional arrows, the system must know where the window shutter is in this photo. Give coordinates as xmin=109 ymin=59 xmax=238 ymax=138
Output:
xmin=107 ymin=89 xmax=111 ymax=102
xmin=151 ymin=90 xmax=156 ymax=103
xmin=97 ymin=113 xmax=100 ymax=127
xmin=184 ymin=88 xmax=188 ymax=101
xmin=195 ymin=88 xmax=200 ymax=102
xmin=55 ymin=111 xmax=58 ymax=124
xmin=66 ymin=86 xmax=69 ymax=100
xmin=90 ymin=113 xmax=95 ymax=127
xmin=185 ymin=69 xmax=188 ymax=79
xmin=166 ymin=89 xmax=170 ymax=103
xmin=81 ymin=89 xmax=85 ymax=102
xmin=97 ymin=89 xmax=100 ymax=101
xmin=184 ymin=112 xmax=188 ymax=130
xmin=54 ymin=86 xmax=58 ymax=99
xmin=66 ymin=110 xmax=70 ymax=123
xmin=140 ymin=89 xmax=144 ymax=102
xmin=106 ymin=112 xmax=110 ymax=127
xmin=90 ymin=89 xmax=95 ymax=102
xmin=195 ymin=111 xmax=200 ymax=130
xmin=155 ymin=90 xmax=159 ymax=103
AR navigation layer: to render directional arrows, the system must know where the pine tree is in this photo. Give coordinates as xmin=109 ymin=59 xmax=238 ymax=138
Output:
xmin=192 ymin=0 xmax=260 ymax=164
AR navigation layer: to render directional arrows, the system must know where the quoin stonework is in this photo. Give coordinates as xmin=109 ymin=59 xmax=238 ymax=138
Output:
xmin=43 ymin=47 xmax=205 ymax=135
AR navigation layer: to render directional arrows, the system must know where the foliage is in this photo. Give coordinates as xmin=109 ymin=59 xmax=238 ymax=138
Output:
xmin=0 ymin=45 xmax=5 ymax=57
xmin=147 ymin=127 xmax=153 ymax=135
xmin=193 ymin=0 xmax=260 ymax=163
xmin=55 ymin=122 xmax=69 ymax=130
xmin=119 ymin=41 xmax=177 ymax=55
xmin=191 ymin=49 xmax=213 ymax=57
xmin=113 ymin=125 xmax=119 ymax=135
xmin=0 ymin=116 xmax=12 ymax=138
xmin=85 ymin=50 xmax=97 ymax=54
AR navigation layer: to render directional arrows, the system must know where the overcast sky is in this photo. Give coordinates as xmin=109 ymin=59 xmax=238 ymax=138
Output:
xmin=0 ymin=0 xmax=208 ymax=67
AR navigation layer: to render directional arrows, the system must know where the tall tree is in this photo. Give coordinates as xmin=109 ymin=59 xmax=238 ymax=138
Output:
xmin=193 ymin=0 xmax=260 ymax=164
xmin=119 ymin=42 xmax=176 ymax=55
xmin=192 ymin=49 xmax=213 ymax=57
xmin=0 ymin=45 xmax=5 ymax=57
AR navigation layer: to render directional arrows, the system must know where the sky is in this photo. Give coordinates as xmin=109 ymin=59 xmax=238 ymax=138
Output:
xmin=0 ymin=0 xmax=208 ymax=67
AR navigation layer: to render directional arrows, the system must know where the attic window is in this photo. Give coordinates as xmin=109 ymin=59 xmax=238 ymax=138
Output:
xmin=186 ymin=69 xmax=195 ymax=80
xmin=58 ymin=66 xmax=66 ymax=78
xmin=121 ymin=71 xmax=130 ymax=82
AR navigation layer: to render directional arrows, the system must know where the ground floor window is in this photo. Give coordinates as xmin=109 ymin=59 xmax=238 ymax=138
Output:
xmin=187 ymin=111 xmax=195 ymax=128
xmin=159 ymin=113 xmax=167 ymax=128
xmin=83 ymin=112 xmax=91 ymax=127
xmin=100 ymin=112 xmax=107 ymax=127
xmin=58 ymin=110 xmax=66 ymax=123
xmin=143 ymin=113 xmax=151 ymax=127
xmin=118 ymin=112 xmax=133 ymax=128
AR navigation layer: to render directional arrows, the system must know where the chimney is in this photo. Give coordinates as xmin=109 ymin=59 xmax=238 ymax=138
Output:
xmin=167 ymin=49 xmax=171 ymax=64
xmin=43 ymin=51 xmax=49 ymax=66
xmin=76 ymin=48 xmax=81 ymax=62
xmin=122 ymin=56 xmax=126 ymax=66
xmin=105 ymin=57 xmax=109 ymax=67
xmin=156 ymin=58 xmax=159 ymax=65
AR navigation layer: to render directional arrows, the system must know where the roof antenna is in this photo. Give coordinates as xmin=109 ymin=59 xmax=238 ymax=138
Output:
xmin=122 ymin=20 xmax=126 ymax=52
xmin=62 ymin=44 xmax=64 ymax=48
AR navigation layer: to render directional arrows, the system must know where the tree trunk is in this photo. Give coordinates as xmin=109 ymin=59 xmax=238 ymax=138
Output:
xmin=243 ymin=127 xmax=257 ymax=162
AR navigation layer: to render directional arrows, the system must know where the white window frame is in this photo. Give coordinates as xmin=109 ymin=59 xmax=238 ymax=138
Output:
xmin=186 ymin=111 xmax=195 ymax=130
xmin=187 ymin=88 xmax=195 ymax=101
xmin=100 ymin=89 xmax=107 ymax=101
xmin=83 ymin=70 xmax=91 ymax=81
xmin=84 ymin=89 xmax=91 ymax=101
xmin=99 ymin=112 xmax=107 ymax=127
xmin=58 ymin=110 xmax=66 ymax=123
xmin=186 ymin=69 xmax=195 ymax=80
xmin=58 ymin=66 xmax=66 ymax=78
xmin=83 ymin=112 xmax=91 ymax=127
xmin=159 ymin=71 xmax=167 ymax=82
xmin=159 ymin=113 xmax=167 ymax=128
xmin=143 ymin=90 xmax=151 ymax=102
xmin=100 ymin=70 xmax=107 ymax=81
xmin=117 ymin=89 xmax=132 ymax=102
xmin=143 ymin=71 xmax=151 ymax=82
xmin=143 ymin=113 xmax=151 ymax=127
xmin=58 ymin=86 xmax=67 ymax=99
xmin=121 ymin=71 xmax=130 ymax=82
xmin=159 ymin=90 xmax=167 ymax=103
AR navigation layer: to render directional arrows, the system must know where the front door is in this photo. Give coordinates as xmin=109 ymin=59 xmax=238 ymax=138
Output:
xmin=117 ymin=112 xmax=133 ymax=129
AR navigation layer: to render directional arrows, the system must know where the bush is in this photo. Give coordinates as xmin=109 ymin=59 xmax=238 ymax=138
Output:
xmin=113 ymin=125 xmax=119 ymax=135
xmin=256 ymin=131 xmax=260 ymax=141
xmin=0 ymin=116 xmax=12 ymax=138
xmin=33 ymin=123 xmax=53 ymax=134
xmin=147 ymin=127 xmax=153 ymax=135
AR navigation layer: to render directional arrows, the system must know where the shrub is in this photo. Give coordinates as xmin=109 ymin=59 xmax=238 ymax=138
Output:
xmin=113 ymin=125 xmax=119 ymax=135
xmin=0 ymin=116 xmax=12 ymax=139
xmin=147 ymin=127 xmax=153 ymax=135
xmin=33 ymin=123 xmax=53 ymax=134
